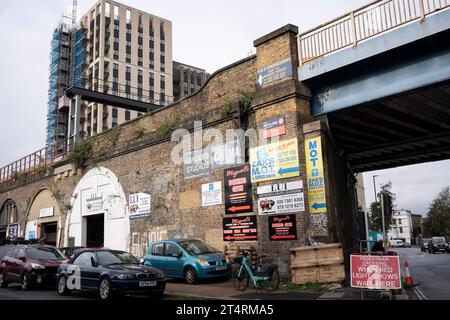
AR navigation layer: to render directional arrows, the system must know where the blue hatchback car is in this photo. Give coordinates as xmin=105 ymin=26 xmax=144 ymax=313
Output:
xmin=142 ymin=239 xmax=232 ymax=284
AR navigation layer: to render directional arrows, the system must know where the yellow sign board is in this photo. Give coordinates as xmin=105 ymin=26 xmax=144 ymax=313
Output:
xmin=250 ymin=138 xmax=300 ymax=183
xmin=305 ymin=137 xmax=327 ymax=213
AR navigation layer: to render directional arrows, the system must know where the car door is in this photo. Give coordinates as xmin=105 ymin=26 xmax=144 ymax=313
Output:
xmin=163 ymin=242 xmax=183 ymax=278
xmin=148 ymin=242 xmax=166 ymax=272
xmin=3 ymin=248 xmax=18 ymax=280
xmin=8 ymin=248 xmax=20 ymax=280
xmin=73 ymin=252 xmax=99 ymax=291
xmin=16 ymin=248 xmax=27 ymax=278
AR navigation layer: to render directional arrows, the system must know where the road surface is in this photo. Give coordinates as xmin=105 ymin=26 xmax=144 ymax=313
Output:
xmin=394 ymin=247 xmax=450 ymax=300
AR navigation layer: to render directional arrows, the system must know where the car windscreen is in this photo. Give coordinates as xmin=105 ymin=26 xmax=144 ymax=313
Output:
xmin=26 ymin=247 xmax=65 ymax=260
xmin=97 ymin=251 xmax=139 ymax=265
xmin=179 ymin=240 xmax=219 ymax=256
xmin=432 ymin=237 xmax=446 ymax=243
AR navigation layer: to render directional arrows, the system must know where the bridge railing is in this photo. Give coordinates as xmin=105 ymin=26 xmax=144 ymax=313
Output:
xmin=0 ymin=138 xmax=74 ymax=184
xmin=297 ymin=0 xmax=450 ymax=65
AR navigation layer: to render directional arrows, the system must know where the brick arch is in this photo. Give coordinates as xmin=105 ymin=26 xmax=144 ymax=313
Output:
xmin=0 ymin=198 xmax=18 ymax=226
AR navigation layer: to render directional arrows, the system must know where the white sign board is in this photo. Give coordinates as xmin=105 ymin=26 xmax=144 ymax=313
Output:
xmin=202 ymin=182 xmax=223 ymax=207
xmin=129 ymin=192 xmax=151 ymax=220
xmin=257 ymin=181 xmax=305 ymax=215
xmin=84 ymin=194 xmax=103 ymax=215
xmin=25 ymin=221 xmax=38 ymax=240
xmin=39 ymin=207 xmax=54 ymax=218
xmin=210 ymin=140 xmax=245 ymax=169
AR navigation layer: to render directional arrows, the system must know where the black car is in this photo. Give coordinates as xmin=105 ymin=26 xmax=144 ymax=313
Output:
xmin=428 ymin=237 xmax=449 ymax=254
xmin=57 ymin=248 xmax=166 ymax=300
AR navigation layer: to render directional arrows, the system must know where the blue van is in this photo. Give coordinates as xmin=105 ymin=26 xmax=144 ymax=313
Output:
xmin=142 ymin=239 xmax=232 ymax=284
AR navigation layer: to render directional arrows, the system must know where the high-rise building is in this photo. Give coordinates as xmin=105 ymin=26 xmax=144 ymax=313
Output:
xmin=46 ymin=0 xmax=174 ymax=145
xmin=78 ymin=0 xmax=173 ymax=137
xmin=173 ymin=61 xmax=209 ymax=101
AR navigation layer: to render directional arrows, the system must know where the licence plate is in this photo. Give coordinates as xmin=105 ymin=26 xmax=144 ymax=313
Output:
xmin=216 ymin=266 xmax=227 ymax=271
xmin=139 ymin=281 xmax=157 ymax=287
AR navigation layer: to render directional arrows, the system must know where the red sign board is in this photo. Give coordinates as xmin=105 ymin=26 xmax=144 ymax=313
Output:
xmin=224 ymin=165 xmax=254 ymax=214
xmin=223 ymin=216 xmax=258 ymax=241
xmin=350 ymin=255 xmax=401 ymax=290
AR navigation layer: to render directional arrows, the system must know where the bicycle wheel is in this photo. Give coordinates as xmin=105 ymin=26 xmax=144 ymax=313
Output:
xmin=262 ymin=267 xmax=280 ymax=292
xmin=233 ymin=266 xmax=250 ymax=291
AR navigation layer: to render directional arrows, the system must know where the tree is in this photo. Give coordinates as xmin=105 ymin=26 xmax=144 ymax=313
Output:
xmin=369 ymin=182 xmax=396 ymax=233
xmin=423 ymin=187 xmax=450 ymax=237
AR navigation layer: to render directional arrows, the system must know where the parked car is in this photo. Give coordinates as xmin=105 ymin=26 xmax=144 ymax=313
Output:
xmin=428 ymin=237 xmax=449 ymax=254
xmin=0 ymin=245 xmax=66 ymax=290
xmin=57 ymin=248 xmax=166 ymax=300
xmin=59 ymin=246 xmax=85 ymax=259
xmin=390 ymin=239 xmax=404 ymax=248
xmin=143 ymin=239 xmax=232 ymax=284
xmin=420 ymin=238 xmax=431 ymax=252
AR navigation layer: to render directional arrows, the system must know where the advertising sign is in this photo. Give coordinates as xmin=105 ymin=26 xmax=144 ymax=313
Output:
xmin=39 ymin=207 xmax=54 ymax=218
xmin=257 ymin=57 xmax=293 ymax=88
xmin=84 ymin=194 xmax=103 ymax=214
xmin=184 ymin=149 xmax=210 ymax=180
xmin=223 ymin=216 xmax=258 ymax=241
xmin=257 ymin=181 xmax=305 ymax=215
xmin=129 ymin=192 xmax=151 ymax=220
xmin=305 ymin=137 xmax=328 ymax=214
xmin=350 ymin=255 xmax=401 ymax=290
xmin=25 ymin=221 xmax=37 ymax=241
xmin=224 ymin=165 xmax=253 ymax=214
xmin=210 ymin=140 xmax=244 ymax=170
xmin=261 ymin=116 xmax=286 ymax=139
xmin=269 ymin=215 xmax=298 ymax=241
xmin=8 ymin=224 xmax=19 ymax=238
xmin=201 ymin=182 xmax=222 ymax=207
xmin=250 ymin=138 xmax=300 ymax=183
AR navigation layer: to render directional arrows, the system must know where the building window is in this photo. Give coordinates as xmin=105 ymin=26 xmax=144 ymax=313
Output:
xmin=105 ymin=2 xmax=111 ymax=18
xmin=114 ymin=5 xmax=119 ymax=20
xmin=126 ymin=9 xmax=131 ymax=24
xmin=399 ymin=227 xmax=403 ymax=234
xmin=125 ymin=110 xmax=130 ymax=121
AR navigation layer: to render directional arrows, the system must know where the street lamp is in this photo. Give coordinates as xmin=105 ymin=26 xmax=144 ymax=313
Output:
xmin=372 ymin=175 xmax=379 ymax=203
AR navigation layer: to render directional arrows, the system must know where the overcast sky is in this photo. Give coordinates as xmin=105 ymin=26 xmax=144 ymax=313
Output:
xmin=0 ymin=1 xmax=448 ymax=216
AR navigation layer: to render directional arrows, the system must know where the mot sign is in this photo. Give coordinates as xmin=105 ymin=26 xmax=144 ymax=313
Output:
xmin=350 ymin=255 xmax=401 ymax=290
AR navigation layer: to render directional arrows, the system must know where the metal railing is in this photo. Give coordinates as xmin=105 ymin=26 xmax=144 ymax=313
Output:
xmin=0 ymin=138 xmax=74 ymax=184
xmin=298 ymin=0 xmax=450 ymax=64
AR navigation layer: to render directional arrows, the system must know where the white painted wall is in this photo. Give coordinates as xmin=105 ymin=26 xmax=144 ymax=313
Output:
xmin=64 ymin=167 xmax=130 ymax=251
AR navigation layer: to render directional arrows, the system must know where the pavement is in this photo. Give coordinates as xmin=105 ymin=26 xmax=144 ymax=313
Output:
xmin=393 ymin=247 xmax=450 ymax=300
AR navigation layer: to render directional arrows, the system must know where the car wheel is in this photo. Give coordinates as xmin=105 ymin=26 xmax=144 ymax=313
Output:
xmin=0 ymin=270 xmax=8 ymax=288
xmin=57 ymin=276 xmax=71 ymax=296
xmin=21 ymin=272 xmax=32 ymax=291
xmin=99 ymin=277 xmax=113 ymax=300
xmin=184 ymin=267 xmax=198 ymax=284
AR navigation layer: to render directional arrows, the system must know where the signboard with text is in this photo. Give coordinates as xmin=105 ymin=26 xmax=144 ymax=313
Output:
xmin=39 ymin=207 xmax=54 ymax=218
xmin=210 ymin=140 xmax=245 ymax=170
xmin=223 ymin=216 xmax=258 ymax=241
xmin=257 ymin=181 xmax=305 ymax=215
xmin=129 ymin=192 xmax=151 ymax=220
xmin=261 ymin=116 xmax=286 ymax=139
xmin=84 ymin=194 xmax=103 ymax=215
xmin=224 ymin=165 xmax=253 ymax=214
xmin=257 ymin=57 xmax=293 ymax=88
xmin=350 ymin=255 xmax=401 ymax=290
xmin=184 ymin=149 xmax=210 ymax=180
xmin=305 ymin=137 xmax=327 ymax=214
xmin=250 ymin=138 xmax=300 ymax=183
xmin=201 ymin=182 xmax=222 ymax=207
xmin=269 ymin=215 xmax=298 ymax=241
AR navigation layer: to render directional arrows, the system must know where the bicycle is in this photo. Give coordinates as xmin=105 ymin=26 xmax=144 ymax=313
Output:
xmin=233 ymin=251 xmax=280 ymax=292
